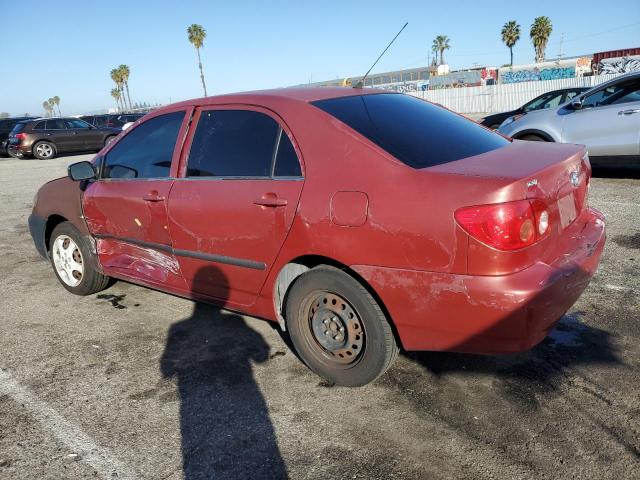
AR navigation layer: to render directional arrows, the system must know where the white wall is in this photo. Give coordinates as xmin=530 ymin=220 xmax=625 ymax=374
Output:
xmin=409 ymin=74 xmax=622 ymax=114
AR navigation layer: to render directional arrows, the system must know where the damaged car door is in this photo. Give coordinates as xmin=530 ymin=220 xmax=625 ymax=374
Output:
xmin=82 ymin=109 xmax=189 ymax=288
xmin=167 ymin=107 xmax=304 ymax=306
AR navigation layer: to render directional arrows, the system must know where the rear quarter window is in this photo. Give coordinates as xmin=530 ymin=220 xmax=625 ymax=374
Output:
xmin=312 ymin=93 xmax=508 ymax=169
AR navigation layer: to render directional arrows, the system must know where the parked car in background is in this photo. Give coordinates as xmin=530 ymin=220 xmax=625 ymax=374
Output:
xmin=498 ymin=72 xmax=640 ymax=167
xmin=7 ymin=117 xmax=121 ymax=159
xmin=0 ymin=116 xmax=36 ymax=156
xmin=80 ymin=113 xmax=146 ymax=130
xmin=479 ymin=87 xmax=589 ymax=129
xmin=28 ymin=88 xmax=605 ymax=386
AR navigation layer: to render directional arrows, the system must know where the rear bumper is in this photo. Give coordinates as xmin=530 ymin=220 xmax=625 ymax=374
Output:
xmin=352 ymin=207 xmax=606 ymax=354
xmin=28 ymin=214 xmax=49 ymax=259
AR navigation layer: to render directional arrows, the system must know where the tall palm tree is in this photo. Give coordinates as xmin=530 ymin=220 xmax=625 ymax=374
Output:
xmin=47 ymin=98 xmax=57 ymax=117
xmin=432 ymin=35 xmax=451 ymax=65
xmin=42 ymin=101 xmax=52 ymax=117
xmin=118 ymin=64 xmax=132 ymax=110
xmin=187 ymin=24 xmax=208 ymax=96
xmin=52 ymin=96 xmax=61 ymax=116
xmin=110 ymin=68 xmax=126 ymax=111
xmin=110 ymin=88 xmax=123 ymax=111
xmin=501 ymin=21 xmax=520 ymax=66
xmin=530 ymin=16 xmax=552 ymax=63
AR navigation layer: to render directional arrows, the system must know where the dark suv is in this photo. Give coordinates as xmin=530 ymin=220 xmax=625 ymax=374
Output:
xmin=1 ymin=117 xmax=36 ymax=156
xmin=7 ymin=118 xmax=121 ymax=159
xmin=80 ymin=113 xmax=146 ymax=130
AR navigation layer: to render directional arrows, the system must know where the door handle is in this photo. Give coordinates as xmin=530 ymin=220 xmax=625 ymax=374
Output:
xmin=618 ymin=109 xmax=640 ymax=115
xmin=253 ymin=193 xmax=287 ymax=207
xmin=142 ymin=190 xmax=165 ymax=202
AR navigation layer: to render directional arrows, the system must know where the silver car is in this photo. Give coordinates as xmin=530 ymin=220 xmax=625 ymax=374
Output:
xmin=498 ymin=72 xmax=640 ymax=166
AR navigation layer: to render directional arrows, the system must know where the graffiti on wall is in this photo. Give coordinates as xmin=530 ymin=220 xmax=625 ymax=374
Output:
xmin=500 ymin=66 xmax=575 ymax=83
xmin=599 ymin=56 xmax=640 ymax=74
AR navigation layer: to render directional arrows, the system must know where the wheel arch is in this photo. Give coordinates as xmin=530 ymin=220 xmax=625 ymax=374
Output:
xmin=272 ymin=254 xmax=402 ymax=347
xmin=512 ymin=129 xmax=555 ymax=142
xmin=44 ymin=214 xmax=68 ymax=253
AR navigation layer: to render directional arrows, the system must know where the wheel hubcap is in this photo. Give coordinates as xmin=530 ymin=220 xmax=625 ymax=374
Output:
xmin=37 ymin=144 xmax=52 ymax=157
xmin=308 ymin=292 xmax=364 ymax=364
xmin=52 ymin=235 xmax=83 ymax=287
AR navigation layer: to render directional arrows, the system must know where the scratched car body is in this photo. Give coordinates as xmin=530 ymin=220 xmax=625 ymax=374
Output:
xmin=28 ymin=88 xmax=606 ymax=386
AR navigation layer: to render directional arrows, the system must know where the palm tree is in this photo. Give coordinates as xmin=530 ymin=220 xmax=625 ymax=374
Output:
xmin=42 ymin=101 xmax=52 ymax=117
xmin=530 ymin=16 xmax=552 ymax=63
xmin=111 ymin=88 xmax=123 ymax=112
xmin=110 ymin=68 xmax=126 ymax=111
xmin=501 ymin=21 xmax=520 ymax=66
xmin=47 ymin=98 xmax=57 ymax=117
xmin=52 ymin=96 xmax=61 ymax=116
xmin=118 ymin=64 xmax=132 ymax=110
xmin=187 ymin=24 xmax=208 ymax=96
xmin=432 ymin=35 xmax=451 ymax=65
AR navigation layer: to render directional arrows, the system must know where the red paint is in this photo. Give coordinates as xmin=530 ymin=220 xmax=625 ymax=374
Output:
xmin=33 ymin=87 xmax=606 ymax=354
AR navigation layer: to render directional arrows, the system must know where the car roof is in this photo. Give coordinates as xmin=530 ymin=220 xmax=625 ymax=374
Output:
xmin=167 ymin=87 xmax=392 ymax=109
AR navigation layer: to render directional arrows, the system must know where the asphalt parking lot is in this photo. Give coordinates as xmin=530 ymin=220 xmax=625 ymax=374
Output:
xmin=0 ymin=154 xmax=639 ymax=480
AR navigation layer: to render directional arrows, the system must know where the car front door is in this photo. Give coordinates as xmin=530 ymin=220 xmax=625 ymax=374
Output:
xmin=82 ymin=108 xmax=190 ymax=288
xmin=561 ymin=78 xmax=640 ymax=159
xmin=168 ymin=106 xmax=305 ymax=306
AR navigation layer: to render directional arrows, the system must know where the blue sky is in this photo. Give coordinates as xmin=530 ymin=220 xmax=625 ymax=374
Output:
xmin=0 ymin=0 xmax=638 ymax=116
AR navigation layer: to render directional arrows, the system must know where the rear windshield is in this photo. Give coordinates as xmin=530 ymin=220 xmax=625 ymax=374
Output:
xmin=312 ymin=93 xmax=508 ymax=169
xmin=10 ymin=123 xmax=26 ymax=134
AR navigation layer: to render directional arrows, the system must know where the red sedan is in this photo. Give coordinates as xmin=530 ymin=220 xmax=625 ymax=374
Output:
xmin=29 ymin=88 xmax=606 ymax=386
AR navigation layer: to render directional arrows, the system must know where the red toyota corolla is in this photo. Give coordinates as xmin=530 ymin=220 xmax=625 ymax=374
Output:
xmin=29 ymin=88 xmax=606 ymax=386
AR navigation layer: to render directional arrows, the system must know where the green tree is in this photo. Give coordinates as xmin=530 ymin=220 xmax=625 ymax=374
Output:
xmin=118 ymin=64 xmax=133 ymax=110
xmin=530 ymin=16 xmax=552 ymax=63
xmin=110 ymin=68 xmax=126 ymax=111
xmin=42 ymin=101 xmax=52 ymax=117
xmin=110 ymin=88 xmax=123 ymax=112
xmin=187 ymin=24 xmax=208 ymax=96
xmin=432 ymin=35 xmax=451 ymax=65
xmin=501 ymin=21 xmax=520 ymax=66
xmin=52 ymin=96 xmax=61 ymax=116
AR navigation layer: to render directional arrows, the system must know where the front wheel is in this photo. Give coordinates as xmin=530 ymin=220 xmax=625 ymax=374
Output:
xmin=519 ymin=134 xmax=546 ymax=142
xmin=33 ymin=141 xmax=56 ymax=159
xmin=104 ymin=135 xmax=116 ymax=147
xmin=49 ymin=222 xmax=110 ymax=295
xmin=285 ymin=266 xmax=399 ymax=387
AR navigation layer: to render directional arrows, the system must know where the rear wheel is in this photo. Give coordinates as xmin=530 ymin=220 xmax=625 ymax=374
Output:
xmin=519 ymin=134 xmax=546 ymax=142
xmin=49 ymin=222 xmax=110 ymax=295
xmin=285 ymin=266 xmax=398 ymax=386
xmin=33 ymin=141 xmax=56 ymax=159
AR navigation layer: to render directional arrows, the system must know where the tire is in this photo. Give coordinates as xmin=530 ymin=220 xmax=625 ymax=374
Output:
xmin=519 ymin=134 xmax=546 ymax=142
xmin=49 ymin=222 xmax=110 ymax=295
xmin=104 ymin=135 xmax=116 ymax=147
xmin=32 ymin=141 xmax=56 ymax=160
xmin=285 ymin=265 xmax=399 ymax=387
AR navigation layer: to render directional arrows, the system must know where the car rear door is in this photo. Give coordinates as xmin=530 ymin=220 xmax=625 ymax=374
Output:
xmin=167 ymin=106 xmax=305 ymax=306
xmin=82 ymin=108 xmax=191 ymax=289
xmin=43 ymin=119 xmax=75 ymax=152
xmin=561 ymin=77 xmax=640 ymax=158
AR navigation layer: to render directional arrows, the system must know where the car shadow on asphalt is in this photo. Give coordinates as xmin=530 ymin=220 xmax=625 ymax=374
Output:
xmin=401 ymin=311 xmax=621 ymax=407
xmin=160 ymin=265 xmax=287 ymax=480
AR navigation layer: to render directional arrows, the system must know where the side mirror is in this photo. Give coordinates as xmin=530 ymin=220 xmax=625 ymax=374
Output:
xmin=571 ymin=98 xmax=583 ymax=110
xmin=68 ymin=161 xmax=96 ymax=181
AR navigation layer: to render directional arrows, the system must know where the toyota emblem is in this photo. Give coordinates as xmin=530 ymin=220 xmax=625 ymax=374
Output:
xmin=570 ymin=171 xmax=580 ymax=187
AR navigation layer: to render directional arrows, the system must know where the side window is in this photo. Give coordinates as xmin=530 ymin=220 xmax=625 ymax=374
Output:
xmin=274 ymin=131 xmax=302 ymax=177
xmin=187 ymin=110 xmax=278 ymax=177
xmin=565 ymin=90 xmax=581 ymax=101
xmin=65 ymin=119 xmax=91 ymax=129
xmin=33 ymin=121 xmax=46 ymax=130
xmin=523 ymin=93 xmax=553 ymax=112
xmin=102 ymin=111 xmax=184 ymax=180
xmin=46 ymin=119 xmax=67 ymax=130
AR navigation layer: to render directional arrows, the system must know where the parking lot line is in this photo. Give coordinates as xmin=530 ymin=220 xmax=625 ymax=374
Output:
xmin=0 ymin=367 xmax=137 ymax=480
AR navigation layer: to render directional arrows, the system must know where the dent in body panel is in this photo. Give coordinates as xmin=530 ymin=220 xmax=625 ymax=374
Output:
xmin=97 ymin=238 xmax=182 ymax=284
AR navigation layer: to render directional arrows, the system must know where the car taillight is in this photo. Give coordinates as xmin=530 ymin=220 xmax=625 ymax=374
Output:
xmin=455 ymin=199 xmax=551 ymax=251
xmin=15 ymin=133 xmax=26 ymax=141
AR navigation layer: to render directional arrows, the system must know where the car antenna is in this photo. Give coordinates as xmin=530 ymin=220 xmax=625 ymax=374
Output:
xmin=354 ymin=22 xmax=408 ymax=88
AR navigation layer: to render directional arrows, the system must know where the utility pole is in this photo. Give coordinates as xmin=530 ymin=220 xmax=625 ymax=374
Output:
xmin=558 ymin=33 xmax=565 ymax=60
